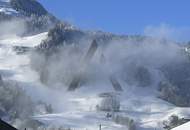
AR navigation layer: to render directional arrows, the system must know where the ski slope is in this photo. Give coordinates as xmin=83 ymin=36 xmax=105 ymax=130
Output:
xmin=0 ymin=32 xmax=190 ymax=130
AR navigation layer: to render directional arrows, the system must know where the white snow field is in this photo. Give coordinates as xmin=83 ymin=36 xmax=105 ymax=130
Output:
xmin=0 ymin=32 xmax=48 ymax=47
xmin=172 ymin=122 xmax=190 ymax=130
xmin=0 ymin=32 xmax=190 ymax=130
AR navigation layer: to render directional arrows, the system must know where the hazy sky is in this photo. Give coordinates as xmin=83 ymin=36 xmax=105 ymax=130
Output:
xmin=38 ymin=0 xmax=190 ymax=40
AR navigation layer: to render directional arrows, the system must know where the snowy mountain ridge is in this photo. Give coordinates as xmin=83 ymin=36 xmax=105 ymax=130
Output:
xmin=0 ymin=0 xmax=60 ymax=34
xmin=0 ymin=0 xmax=47 ymax=16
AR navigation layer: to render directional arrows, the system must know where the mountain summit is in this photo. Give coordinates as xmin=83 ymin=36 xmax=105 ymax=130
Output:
xmin=10 ymin=0 xmax=48 ymax=16
xmin=0 ymin=0 xmax=47 ymax=16
xmin=0 ymin=0 xmax=59 ymax=34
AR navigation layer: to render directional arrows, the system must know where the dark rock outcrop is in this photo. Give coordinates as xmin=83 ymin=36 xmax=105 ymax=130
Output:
xmin=10 ymin=0 xmax=48 ymax=16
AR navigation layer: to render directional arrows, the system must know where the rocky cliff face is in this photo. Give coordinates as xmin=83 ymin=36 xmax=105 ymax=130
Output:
xmin=0 ymin=0 xmax=59 ymax=34
xmin=10 ymin=0 xmax=48 ymax=16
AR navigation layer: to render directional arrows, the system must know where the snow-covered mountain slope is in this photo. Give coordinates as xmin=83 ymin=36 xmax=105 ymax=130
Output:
xmin=0 ymin=32 xmax=47 ymax=47
xmin=1 ymin=33 xmax=190 ymax=130
xmin=1 ymin=1 xmax=190 ymax=130
xmin=32 ymin=85 xmax=190 ymax=130
xmin=0 ymin=33 xmax=46 ymax=82
xmin=0 ymin=0 xmax=59 ymax=34
xmin=0 ymin=0 xmax=47 ymax=16
xmin=172 ymin=122 xmax=190 ymax=130
xmin=0 ymin=0 xmax=18 ymax=15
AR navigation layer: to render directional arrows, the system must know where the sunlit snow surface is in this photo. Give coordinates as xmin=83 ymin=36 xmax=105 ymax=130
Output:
xmin=0 ymin=32 xmax=48 ymax=47
xmin=0 ymin=33 xmax=190 ymax=130
xmin=172 ymin=122 xmax=190 ymax=130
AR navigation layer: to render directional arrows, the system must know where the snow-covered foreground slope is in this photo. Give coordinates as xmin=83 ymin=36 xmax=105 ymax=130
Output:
xmin=172 ymin=122 xmax=190 ymax=130
xmin=0 ymin=33 xmax=190 ymax=130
